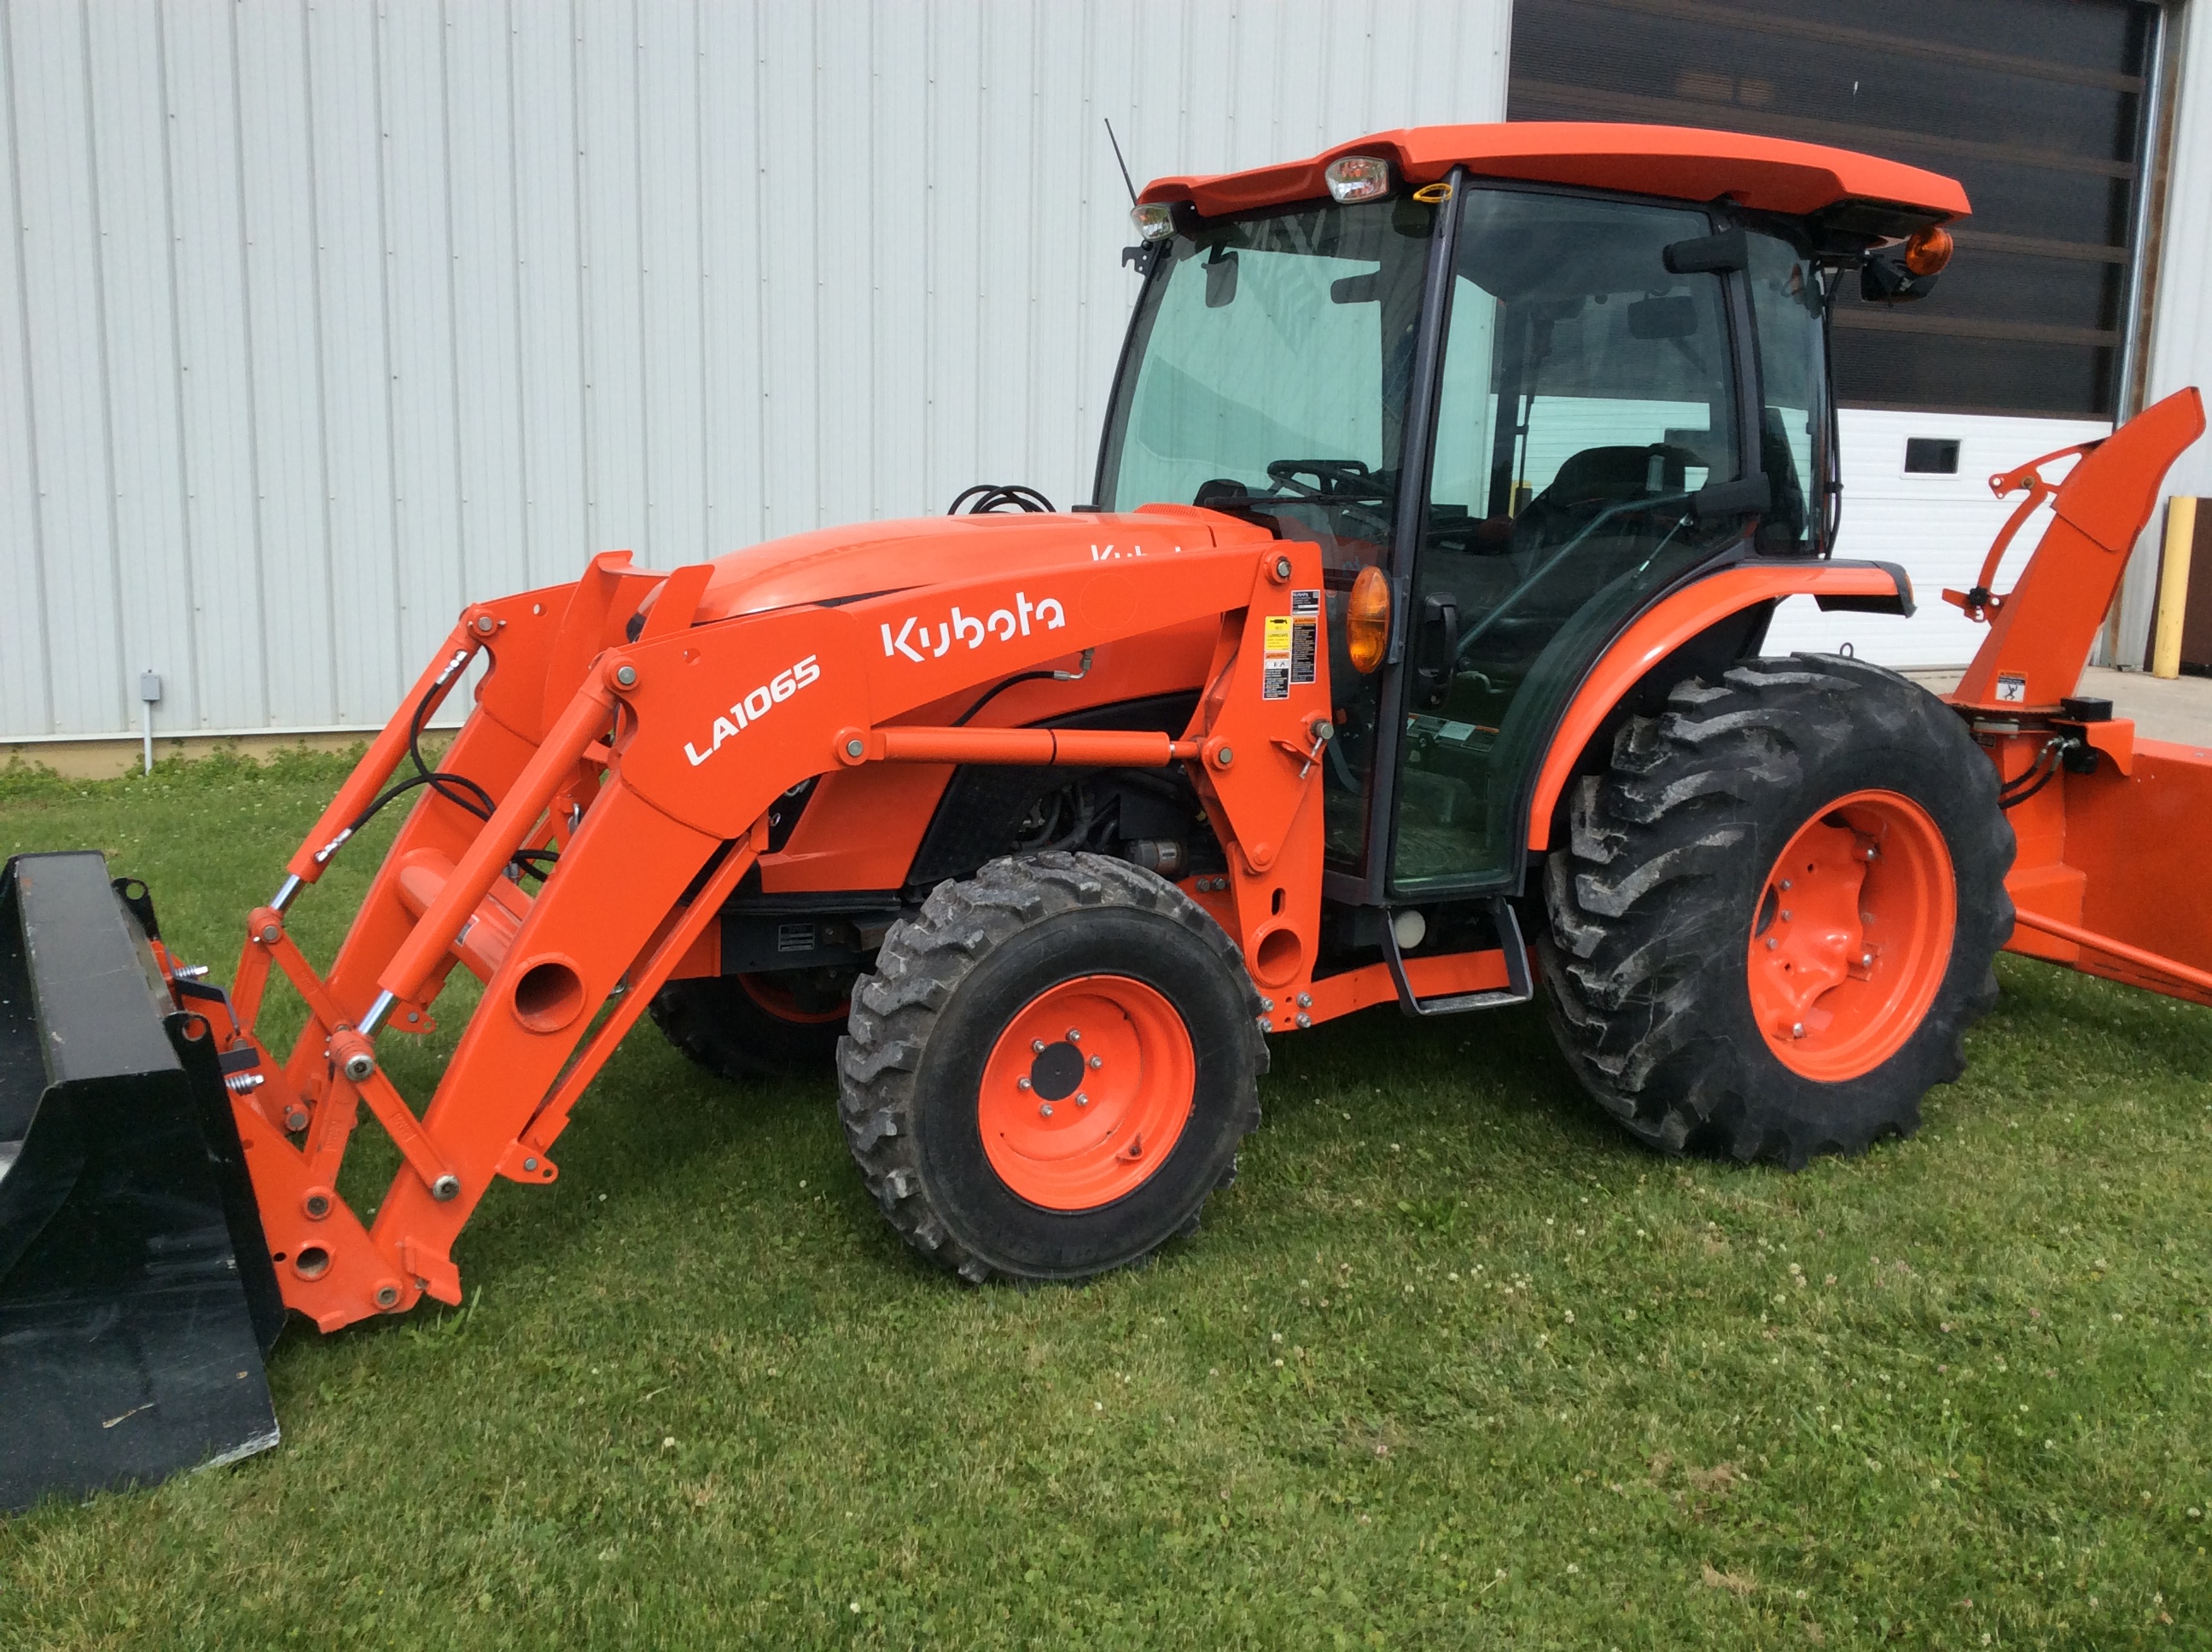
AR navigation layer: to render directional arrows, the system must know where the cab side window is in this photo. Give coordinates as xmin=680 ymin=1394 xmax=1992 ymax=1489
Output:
xmin=1393 ymin=190 xmax=1745 ymax=891
xmin=1747 ymin=232 xmax=1830 ymax=555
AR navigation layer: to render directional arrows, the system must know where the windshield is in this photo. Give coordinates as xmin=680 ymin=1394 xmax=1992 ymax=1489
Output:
xmin=1095 ymin=195 xmax=1438 ymax=559
xmin=1096 ymin=195 xmax=1440 ymax=871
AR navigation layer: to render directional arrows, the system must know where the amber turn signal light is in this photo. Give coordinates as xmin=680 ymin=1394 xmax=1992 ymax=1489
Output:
xmin=1346 ymin=564 xmax=1390 ymax=673
xmin=1902 ymin=224 xmax=1953 ymax=277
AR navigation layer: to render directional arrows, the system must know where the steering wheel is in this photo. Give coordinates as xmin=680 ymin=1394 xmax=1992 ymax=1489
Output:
xmin=1265 ymin=459 xmax=1391 ymax=502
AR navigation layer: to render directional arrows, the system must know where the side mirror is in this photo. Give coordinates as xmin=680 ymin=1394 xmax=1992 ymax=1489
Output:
xmin=1691 ymin=474 xmax=1772 ymax=520
xmin=1204 ymin=247 xmax=1239 ymax=308
xmin=1412 ymin=594 xmax=1458 ymax=711
xmin=1662 ymin=225 xmax=1747 ymax=275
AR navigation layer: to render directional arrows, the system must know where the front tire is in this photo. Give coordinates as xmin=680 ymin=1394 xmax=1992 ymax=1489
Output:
xmin=1540 ymin=654 xmax=2014 ymax=1167
xmin=649 ymin=969 xmax=853 ymax=1081
xmin=838 ymin=852 xmax=1266 ymax=1283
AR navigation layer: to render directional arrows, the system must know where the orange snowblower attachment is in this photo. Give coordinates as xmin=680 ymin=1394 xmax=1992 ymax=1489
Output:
xmin=1939 ymin=386 xmax=2212 ymax=1003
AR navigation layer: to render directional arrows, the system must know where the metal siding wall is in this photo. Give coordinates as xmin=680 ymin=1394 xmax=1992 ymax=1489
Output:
xmin=1 ymin=0 xmax=1508 ymax=742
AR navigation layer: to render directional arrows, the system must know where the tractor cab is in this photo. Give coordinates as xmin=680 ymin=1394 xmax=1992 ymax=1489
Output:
xmin=1094 ymin=126 xmax=1946 ymax=899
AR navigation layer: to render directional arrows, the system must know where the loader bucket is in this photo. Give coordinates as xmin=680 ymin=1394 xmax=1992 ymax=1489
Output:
xmin=0 ymin=852 xmax=285 ymax=1513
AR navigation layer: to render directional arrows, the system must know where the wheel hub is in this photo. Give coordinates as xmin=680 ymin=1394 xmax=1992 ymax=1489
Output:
xmin=1027 ymin=1039 xmax=1085 ymax=1101
xmin=978 ymin=975 xmax=1195 ymax=1210
xmin=1748 ymin=789 xmax=1956 ymax=1082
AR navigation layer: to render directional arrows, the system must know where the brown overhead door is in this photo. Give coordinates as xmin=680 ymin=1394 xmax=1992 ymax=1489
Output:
xmin=1508 ymin=0 xmax=2160 ymax=419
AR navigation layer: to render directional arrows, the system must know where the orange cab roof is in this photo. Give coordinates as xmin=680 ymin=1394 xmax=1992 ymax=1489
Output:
xmin=1138 ymin=121 xmax=1970 ymax=224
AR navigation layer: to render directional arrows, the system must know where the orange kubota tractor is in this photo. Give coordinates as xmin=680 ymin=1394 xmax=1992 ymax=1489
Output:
xmin=3 ymin=123 xmax=2204 ymax=1509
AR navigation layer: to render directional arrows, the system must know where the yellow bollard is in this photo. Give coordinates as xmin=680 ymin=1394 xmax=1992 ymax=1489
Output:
xmin=2151 ymin=495 xmax=2199 ymax=679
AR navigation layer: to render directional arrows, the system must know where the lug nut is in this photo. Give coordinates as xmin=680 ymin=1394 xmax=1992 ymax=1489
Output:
xmin=1032 ymin=1038 xmax=1046 ymax=1054
xmin=1016 ymin=1076 xmax=1033 ymax=1091
xmin=1295 ymin=1012 xmax=1312 ymax=1028
xmin=1779 ymin=909 xmax=1792 ymax=922
xmin=1766 ymin=937 xmax=1778 ymax=950
xmin=1296 ymin=993 xmax=1312 ymax=1009
xmin=1087 ymin=1054 xmax=1103 ymax=1069
xmin=1780 ymin=879 xmax=1792 ymax=891
xmin=1066 ymin=1028 xmax=1081 ymax=1043
xmin=1790 ymin=1022 xmax=1805 ymax=1038
xmin=1260 ymin=998 xmax=1274 ymax=1012
xmin=1039 ymin=1102 xmax=1055 ymax=1119
xmin=1074 ymin=1092 xmax=1089 ymax=1108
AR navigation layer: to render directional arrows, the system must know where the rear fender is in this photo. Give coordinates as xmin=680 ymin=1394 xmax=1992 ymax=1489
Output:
xmin=1524 ymin=561 xmax=1913 ymax=852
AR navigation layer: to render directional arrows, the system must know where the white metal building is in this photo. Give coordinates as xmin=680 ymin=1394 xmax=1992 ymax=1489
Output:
xmin=1 ymin=0 xmax=2206 ymax=748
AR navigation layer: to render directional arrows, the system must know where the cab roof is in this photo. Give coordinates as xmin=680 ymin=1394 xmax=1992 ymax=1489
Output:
xmin=1137 ymin=121 xmax=1970 ymax=233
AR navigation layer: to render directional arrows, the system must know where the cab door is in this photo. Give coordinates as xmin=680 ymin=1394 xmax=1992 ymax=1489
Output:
xmin=1385 ymin=187 xmax=1759 ymax=895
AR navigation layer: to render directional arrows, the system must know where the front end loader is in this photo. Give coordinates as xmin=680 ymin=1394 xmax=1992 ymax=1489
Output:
xmin=3 ymin=121 xmax=2204 ymax=1509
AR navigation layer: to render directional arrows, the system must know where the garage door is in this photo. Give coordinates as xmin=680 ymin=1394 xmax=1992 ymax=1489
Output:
xmin=1508 ymin=0 xmax=2163 ymax=666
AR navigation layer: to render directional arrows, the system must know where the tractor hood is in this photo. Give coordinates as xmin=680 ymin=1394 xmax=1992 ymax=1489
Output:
xmin=686 ymin=504 xmax=1272 ymax=625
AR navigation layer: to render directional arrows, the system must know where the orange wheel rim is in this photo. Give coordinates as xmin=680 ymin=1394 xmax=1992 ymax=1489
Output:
xmin=976 ymin=974 xmax=1196 ymax=1211
xmin=736 ymin=974 xmax=848 ymax=1026
xmin=1747 ymin=789 xmax=1955 ymax=1082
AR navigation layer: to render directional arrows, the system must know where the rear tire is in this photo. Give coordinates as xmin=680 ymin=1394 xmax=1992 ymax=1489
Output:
xmin=649 ymin=969 xmax=853 ymax=1081
xmin=1539 ymin=654 xmax=2013 ymax=1167
xmin=838 ymin=852 xmax=1266 ymax=1283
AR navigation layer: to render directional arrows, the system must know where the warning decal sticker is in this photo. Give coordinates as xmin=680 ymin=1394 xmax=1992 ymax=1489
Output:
xmin=1263 ymin=614 xmax=1293 ymax=658
xmin=1289 ymin=617 xmax=1318 ymax=685
xmin=1290 ymin=588 xmax=1320 ymax=616
xmin=1996 ymin=673 xmax=2027 ymax=704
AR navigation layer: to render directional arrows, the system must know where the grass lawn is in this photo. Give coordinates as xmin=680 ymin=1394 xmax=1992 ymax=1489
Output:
xmin=2 ymin=753 xmax=2209 ymax=1649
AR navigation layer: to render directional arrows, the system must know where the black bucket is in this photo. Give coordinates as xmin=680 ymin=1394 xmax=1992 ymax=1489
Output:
xmin=0 ymin=852 xmax=286 ymax=1513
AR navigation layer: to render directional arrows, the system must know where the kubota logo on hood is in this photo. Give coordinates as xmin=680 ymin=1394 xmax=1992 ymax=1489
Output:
xmin=881 ymin=590 xmax=1066 ymax=662
xmin=684 ymin=654 xmax=821 ymax=766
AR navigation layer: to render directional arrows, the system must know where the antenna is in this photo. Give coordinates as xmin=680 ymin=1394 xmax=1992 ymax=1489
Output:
xmin=1103 ymin=118 xmax=1138 ymax=206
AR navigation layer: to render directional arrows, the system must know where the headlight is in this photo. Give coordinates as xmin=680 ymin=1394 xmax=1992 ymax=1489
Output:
xmin=1130 ymin=201 xmax=1178 ymax=242
xmin=1324 ymin=155 xmax=1392 ymax=204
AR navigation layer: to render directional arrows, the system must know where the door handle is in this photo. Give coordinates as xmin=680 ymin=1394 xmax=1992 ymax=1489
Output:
xmin=1412 ymin=594 xmax=1458 ymax=710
